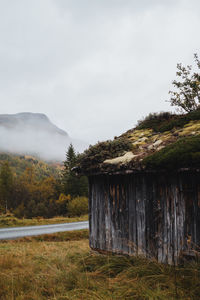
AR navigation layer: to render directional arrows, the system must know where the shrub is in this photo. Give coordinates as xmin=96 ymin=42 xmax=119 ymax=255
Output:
xmin=136 ymin=109 xmax=200 ymax=132
xmin=13 ymin=203 xmax=25 ymax=218
xmin=77 ymin=138 xmax=133 ymax=173
xmin=67 ymin=197 xmax=88 ymax=217
xmin=136 ymin=111 xmax=175 ymax=131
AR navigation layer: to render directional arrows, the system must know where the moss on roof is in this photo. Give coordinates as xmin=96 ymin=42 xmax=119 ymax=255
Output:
xmin=136 ymin=109 xmax=200 ymax=132
xmin=77 ymin=109 xmax=200 ymax=175
xmin=143 ymin=135 xmax=200 ymax=170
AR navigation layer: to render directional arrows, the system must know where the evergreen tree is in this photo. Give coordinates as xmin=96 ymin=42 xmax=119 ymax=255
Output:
xmin=0 ymin=161 xmax=13 ymax=213
xmin=64 ymin=143 xmax=77 ymax=171
xmin=62 ymin=144 xmax=88 ymax=198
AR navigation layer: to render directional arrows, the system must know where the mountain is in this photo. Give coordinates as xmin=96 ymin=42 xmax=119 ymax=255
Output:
xmin=0 ymin=112 xmax=87 ymax=161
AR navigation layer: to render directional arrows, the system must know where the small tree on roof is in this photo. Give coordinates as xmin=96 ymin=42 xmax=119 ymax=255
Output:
xmin=168 ymin=53 xmax=200 ymax=113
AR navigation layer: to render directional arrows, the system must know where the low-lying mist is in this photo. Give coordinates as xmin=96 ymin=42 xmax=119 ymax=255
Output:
xmin=0 ymin=113 xmax=87 ymax=161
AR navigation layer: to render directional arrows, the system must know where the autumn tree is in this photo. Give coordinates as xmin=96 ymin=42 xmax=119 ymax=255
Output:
xmin=168 ymin=53 xmax=200 ymax=112
xmin=0 ymin=161 xmax=13 ymax=213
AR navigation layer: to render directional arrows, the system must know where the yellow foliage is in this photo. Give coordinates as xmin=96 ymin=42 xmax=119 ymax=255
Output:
xmin=56 ymin=193 xmax=71 ymax=204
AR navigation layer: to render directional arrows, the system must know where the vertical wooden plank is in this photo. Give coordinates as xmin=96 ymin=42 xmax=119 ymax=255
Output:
xmin=111 ymin=175 xmax=117 ymax=252
xmin=128 ymin=173 xmax=137 ymax=255
xmin=90 ymin=176 xmax=98 ymax=250
xmin=157 ymin=176 xmax=164 ymax=263
xmin=105 ymin=176 xmax=111 ymax=251
xmin=88 ymin=176 xmax=93 ymax=249
xmin=162 ymin=180 xmax=167 ymax=263
xmin=193 ymin=173 xmax=198 ymax=247
xmin=114 ymin=177 xmax=121 ymax=252
xmin=89 ymin=171 xmax=200 ymax=264
xmin=149 ymin=176 xmax=158 ymax=260
xmin=141 ymin=174 xmax=147 ymax=256
xmin=176 ymin=173 xmax=185 ymax=263
xmin=183 ymin=172 xmax=195 ymax=257
xmin=160 ymin=175 xmax=167 ymax=264
xmin=173 ymin=177 xmax=178 ymax=265
xmin=135 ymin=174 xmax=146 ymax=255
xmin=197 ymin=174 xmax=200 ymax=248
xmin=120 ymin=175 xmax=129 ymax=254
xmin=144 ymin=173 xmax=152 ymax=259
xmin=98 ymin=176 xmax=106 ymax=251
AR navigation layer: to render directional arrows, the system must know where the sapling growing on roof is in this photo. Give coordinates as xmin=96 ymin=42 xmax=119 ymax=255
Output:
xmin=168 ymin=53 xmax=200 ymax=113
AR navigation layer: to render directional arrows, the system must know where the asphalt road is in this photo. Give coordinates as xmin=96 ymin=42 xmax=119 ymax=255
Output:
xmin=0 ymin=221 xmax=89 ymax=240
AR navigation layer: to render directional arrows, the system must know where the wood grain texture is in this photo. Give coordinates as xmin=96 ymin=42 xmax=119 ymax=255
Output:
xmin=89 ymin=171 xmax=200 ymax=264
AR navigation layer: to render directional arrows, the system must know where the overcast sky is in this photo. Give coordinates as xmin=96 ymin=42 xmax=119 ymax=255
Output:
xmin=0 ymin=0 xmax=200 ymax=145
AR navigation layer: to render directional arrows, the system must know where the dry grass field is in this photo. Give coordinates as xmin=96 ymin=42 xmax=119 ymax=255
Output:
xmin=0 ymin=230 xmax=199 ymax=299
xmin=0 ymin=215 xmax=88 ymax=228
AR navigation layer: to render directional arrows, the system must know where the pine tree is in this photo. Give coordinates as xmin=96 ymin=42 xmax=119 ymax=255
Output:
xmin=64 ymin=143 xmax=77 ymax=171
xmin=62 ymin=144 xmax=88 ymax=198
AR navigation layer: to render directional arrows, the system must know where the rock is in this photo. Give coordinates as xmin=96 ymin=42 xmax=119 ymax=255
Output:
xmin=147 ymin=144 xmax=154 ymax=150
xmin=139 ymin=137 xmax=148 ymax=142
xmin=103 ymin=152 xmax=137 ymax=165
xmin=153 ymin=139 xmax=163 ymax=147
xmin=157 ymin=145 xmax=165 ymax=151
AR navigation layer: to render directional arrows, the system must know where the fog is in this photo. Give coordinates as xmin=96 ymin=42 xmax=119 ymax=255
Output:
xmin=0 ymin=113 xmax=88 ymax=161
xmin=0 ymin=1 xmax=200 ymax=145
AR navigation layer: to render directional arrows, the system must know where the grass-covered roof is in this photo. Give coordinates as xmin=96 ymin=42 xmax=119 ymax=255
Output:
xmin=77 ymin=109 xmax=200 ymax=175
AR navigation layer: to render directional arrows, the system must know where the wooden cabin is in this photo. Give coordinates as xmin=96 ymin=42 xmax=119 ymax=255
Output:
xmin=77 ymin=112 xmax=200 ymax=264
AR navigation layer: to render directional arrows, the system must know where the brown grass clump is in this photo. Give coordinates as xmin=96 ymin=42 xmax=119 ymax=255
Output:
xmin=0 ymin=231 xmax=199 ymax=299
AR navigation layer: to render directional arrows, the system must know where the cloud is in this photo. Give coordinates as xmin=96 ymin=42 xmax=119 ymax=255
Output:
xmin=0 ymin=113 xmax=87 ymax=160
xmin=0 ymin=0 xmax=200 ymax=146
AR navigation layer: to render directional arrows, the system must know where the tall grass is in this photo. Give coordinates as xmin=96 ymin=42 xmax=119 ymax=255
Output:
xmin=0 ymin=231 xmax=199 ymax=299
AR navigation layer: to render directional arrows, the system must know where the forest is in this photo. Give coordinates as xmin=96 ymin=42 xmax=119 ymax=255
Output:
xmin=0 ymin=144 xmax=88 ymax=218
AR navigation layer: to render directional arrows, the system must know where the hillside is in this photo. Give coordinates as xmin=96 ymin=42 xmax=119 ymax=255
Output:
xmin=0 ymin=112 xmax=87 ymax=161
xmin=77 ymin=109 xmax=200 ymax=174
xmin=0 ymin=153 xmax=62 ymax=179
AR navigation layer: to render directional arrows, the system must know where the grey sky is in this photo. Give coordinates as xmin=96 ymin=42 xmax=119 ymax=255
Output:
xmin=0 ymin=0 xmax=200 ymax=145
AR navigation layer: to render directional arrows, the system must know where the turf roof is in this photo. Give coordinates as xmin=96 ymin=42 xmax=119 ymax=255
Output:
xmin=77 ymin=109 xmax=200 ymax=175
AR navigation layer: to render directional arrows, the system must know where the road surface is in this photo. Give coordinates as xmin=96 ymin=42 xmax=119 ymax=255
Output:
xmin=0 ymin=221 xmax=89 ymax=240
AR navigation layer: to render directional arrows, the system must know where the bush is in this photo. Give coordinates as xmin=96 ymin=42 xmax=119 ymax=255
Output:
xmin=136 ymin=111 xmax=175 ymax=131
xmin=67 ymin=197 xmax=88 ymax=217
xmin=77 ymin=138 xmax=133 ymax=173
xmin=136 ymin=109 xmax=200 ymax=132
xmin=13 ymin=203 xmax=25 ymax=218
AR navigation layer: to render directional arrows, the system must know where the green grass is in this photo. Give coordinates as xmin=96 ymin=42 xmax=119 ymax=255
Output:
xmin=136 ymin=109 xmax=200 ymax=133
xmin=0 ymin=231 xmax=199 ymax=299
xmin=0 ymin=214 xmax=88 ymax=228
xmin=143 ymin=135 xmax=200 ymax=169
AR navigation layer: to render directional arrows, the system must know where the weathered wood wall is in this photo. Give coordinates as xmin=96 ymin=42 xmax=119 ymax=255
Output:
xmin=89 ymin=172 xmax=200 ymax=264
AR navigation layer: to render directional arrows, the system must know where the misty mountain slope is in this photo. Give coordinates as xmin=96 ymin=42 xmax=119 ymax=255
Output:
xmin=0 ymin=113 xmax=87 ymax=161
xmin=0 ymin=153 xmax=62 ymax=179
xmin=0 ymin=112 xmax=68 ymax=136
